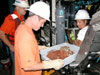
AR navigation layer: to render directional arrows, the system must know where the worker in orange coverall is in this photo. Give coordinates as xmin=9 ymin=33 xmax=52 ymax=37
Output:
xmin=0 ymin=0 xmax=29 ymax=74
xmin=15 ymin=1 xmax=64 ymax=75
xmin=0 ymin=0 xmax=29 ymax=59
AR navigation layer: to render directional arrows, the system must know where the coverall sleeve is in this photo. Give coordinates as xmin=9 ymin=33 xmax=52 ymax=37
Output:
xmin=0 ymin=15 xmax=14 ymax=34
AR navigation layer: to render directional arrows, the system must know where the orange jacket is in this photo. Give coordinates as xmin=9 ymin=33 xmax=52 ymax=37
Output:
xmin=0 ymin=10 xmax=24 ymax=44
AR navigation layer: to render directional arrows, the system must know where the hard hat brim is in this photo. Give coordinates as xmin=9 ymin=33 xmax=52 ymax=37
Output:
xmin=26 ymin=9 xmax=50 ymax=21
xmin=13 ymin=3 xmax=29 ymax=8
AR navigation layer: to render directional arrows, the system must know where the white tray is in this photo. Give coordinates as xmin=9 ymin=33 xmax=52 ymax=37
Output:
xmin=40 ymin=43 xmax=80 ymax=67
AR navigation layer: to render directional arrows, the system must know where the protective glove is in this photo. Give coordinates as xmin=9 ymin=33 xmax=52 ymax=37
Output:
xmin=42 ymin=59 xmax=64 ymax=70
xmin=69 ymin=31 xmax=75 ymax=41
xmin=38 ymin=45 xmax=49 ymax=50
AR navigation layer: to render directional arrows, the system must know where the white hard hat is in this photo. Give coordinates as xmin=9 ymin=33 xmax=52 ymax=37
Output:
xmin=26 ymin=1 xmax=50 ymax=21
xmin=13 ymin=0 xmax=29 ymax=8
xmin=75 ymin=9 xmax=90 ymax=20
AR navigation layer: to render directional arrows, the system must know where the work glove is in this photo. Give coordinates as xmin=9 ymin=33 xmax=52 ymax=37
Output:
xmin=38 ymin=45 xmax=49 ymax=50
xmin=69 ymin=31 xmax=75 ymax=41
xmin=42 ymin=59 xmax=64 ymax=70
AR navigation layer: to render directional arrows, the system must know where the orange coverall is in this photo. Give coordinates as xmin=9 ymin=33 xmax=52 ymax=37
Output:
xmin=15 ymin=24 xmax=42 ymax=75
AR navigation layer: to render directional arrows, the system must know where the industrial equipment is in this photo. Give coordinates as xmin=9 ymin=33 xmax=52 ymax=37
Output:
xmin=40 ymin=0 xmax=100 ymax=74
xmin=54 ymin=10 xmax=100 ymax=75
xmin=56 ymin=1 xmax=65 ymax=44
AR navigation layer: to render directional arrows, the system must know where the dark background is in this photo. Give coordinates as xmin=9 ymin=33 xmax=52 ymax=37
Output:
xmin=0 ymin=0 xmax=10 ymax=26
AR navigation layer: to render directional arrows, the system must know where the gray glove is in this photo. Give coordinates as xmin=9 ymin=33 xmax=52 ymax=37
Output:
xmin=42 ymin=59 xmax=64 ymax=70
xmin=38 ymin=45 xmax=49 ymax=50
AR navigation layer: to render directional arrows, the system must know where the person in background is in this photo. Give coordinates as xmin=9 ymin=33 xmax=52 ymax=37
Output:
xmin=70 ymin=9 xmax=90 ymax=46
xmin=15 ymin=1 xmax=64 ymax=75
xmin=0 ymin=0 xmax=29 ymax=74
xmin=0 ymin=0 xmax=29 ymax=62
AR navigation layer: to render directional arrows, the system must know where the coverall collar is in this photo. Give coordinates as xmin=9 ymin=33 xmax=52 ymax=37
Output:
xmin=13 ymin=10 xmax=24 ymax=21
